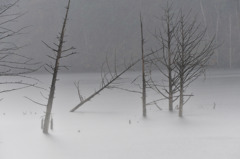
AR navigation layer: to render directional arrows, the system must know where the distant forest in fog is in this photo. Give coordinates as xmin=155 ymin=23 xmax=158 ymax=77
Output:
xmin=8 ymin=0 xmax=240 ymax=72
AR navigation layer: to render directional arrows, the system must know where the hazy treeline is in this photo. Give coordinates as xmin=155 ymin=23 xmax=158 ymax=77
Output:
xmin=10 ymin=0 xmax=240 ymax=71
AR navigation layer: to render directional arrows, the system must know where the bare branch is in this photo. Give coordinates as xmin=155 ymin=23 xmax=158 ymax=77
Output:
xmin=42 ymin=41 xmax=58 ymax=52
xmin=25 ymin=96 xmax=47 ymax=107
xmin=74 ymin=81 xmax=84 ymax=102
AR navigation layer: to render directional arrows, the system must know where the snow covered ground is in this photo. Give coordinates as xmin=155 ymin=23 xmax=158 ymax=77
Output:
xmin=0 ymin=69 xmax=240 ymax=159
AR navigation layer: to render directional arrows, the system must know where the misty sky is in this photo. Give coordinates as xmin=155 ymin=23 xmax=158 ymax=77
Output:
xmin=5 ymin=0 xmax=238 ymax=72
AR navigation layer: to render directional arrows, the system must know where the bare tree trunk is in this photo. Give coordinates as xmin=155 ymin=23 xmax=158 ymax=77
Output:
xmin=169 ymin=85 xmax=173 ymax=111
xmin=168 ymin=24 xmax=173 ymax=112
xmin=179 ymin=75 xmax=184 ymax=117
xmin=140 ymin=13 xmax=147 ymax=117
xmin=168 ymin=43 xmax=174 ymax=111
xmin=43 ymin=58 xmax=59 ymax=134
xmin=43 ymin=0 xmax=71 ymax=134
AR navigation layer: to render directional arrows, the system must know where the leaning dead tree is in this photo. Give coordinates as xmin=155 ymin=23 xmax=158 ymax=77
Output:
xmin=70 ymin=56 xmax=140 ymax=112
xmin=174 ymin=10 xmax=216 ymax=117
xmin=70 ymin=51 xmax=158 ymax=113
xmin=36 ymin=0 xmax=75 ymax=134
xmin=149 ymin=3 xmax=179 ymax=112
xmin=71 ymin=14 xmax=154 ymax=117
xmin=0 ymin=0 xmax=39 ymax=96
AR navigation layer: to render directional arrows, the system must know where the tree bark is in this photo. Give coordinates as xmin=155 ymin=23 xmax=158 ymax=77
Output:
xmin=179 ymin=76 xmax=184 ymax=117
xmin=168 ymin=20 xmax=173 ymax=112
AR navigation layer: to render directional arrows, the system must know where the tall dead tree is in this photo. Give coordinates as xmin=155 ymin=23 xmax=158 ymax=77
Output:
xmin=0 ymin=0 xmax=39 ymax=96
xmin=140 ymin=13 xmax=147 ymax=117
xmin=150 ymin=3 xmax=179 ymax=111
xmin=174 ymin=10 xmax=216 ymax=117
xmin=42 ymin=0 xmax=75 ymax=134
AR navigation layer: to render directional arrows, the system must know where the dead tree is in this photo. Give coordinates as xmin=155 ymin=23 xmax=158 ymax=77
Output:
xmin=0 ymin=0 xmax=39 ymax=96
xmin=70 ymin=51 xmax=158 ymax=113
xmin=41 ymin=0 xmax=75 ymax=134
xmin=140 ymin=13 xmax=147 ymax=117
xmin=149 ymin=3 xmax=179 ymax=111
xmin=70 ymin=56 xmax=140 ymax=112
xmin=70 ymin=14 xmax=154 ymax=117
xmin=70 ymin=43 xmax=159 ymax=112
xmin=174 ymin=10 xmax=216 ymax=117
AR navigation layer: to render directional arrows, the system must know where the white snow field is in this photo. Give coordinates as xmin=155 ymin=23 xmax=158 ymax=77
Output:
xmin=0 ymin=69 xmax=240 ymax=159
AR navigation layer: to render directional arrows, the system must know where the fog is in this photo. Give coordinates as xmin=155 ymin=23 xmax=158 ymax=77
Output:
xmin=7 ymin=0 xmax=240 ymax=72
xmin=1 ymin=1 xmax=240 ymax=158
xmin=1 ymin=70 xmax=240 ymax=159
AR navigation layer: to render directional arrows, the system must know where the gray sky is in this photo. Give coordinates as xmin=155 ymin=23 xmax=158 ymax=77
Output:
xmin=13 ymin=0 xmax=144 ymax=72
xmin=6 ymin=0 xmax=239 ymax=72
